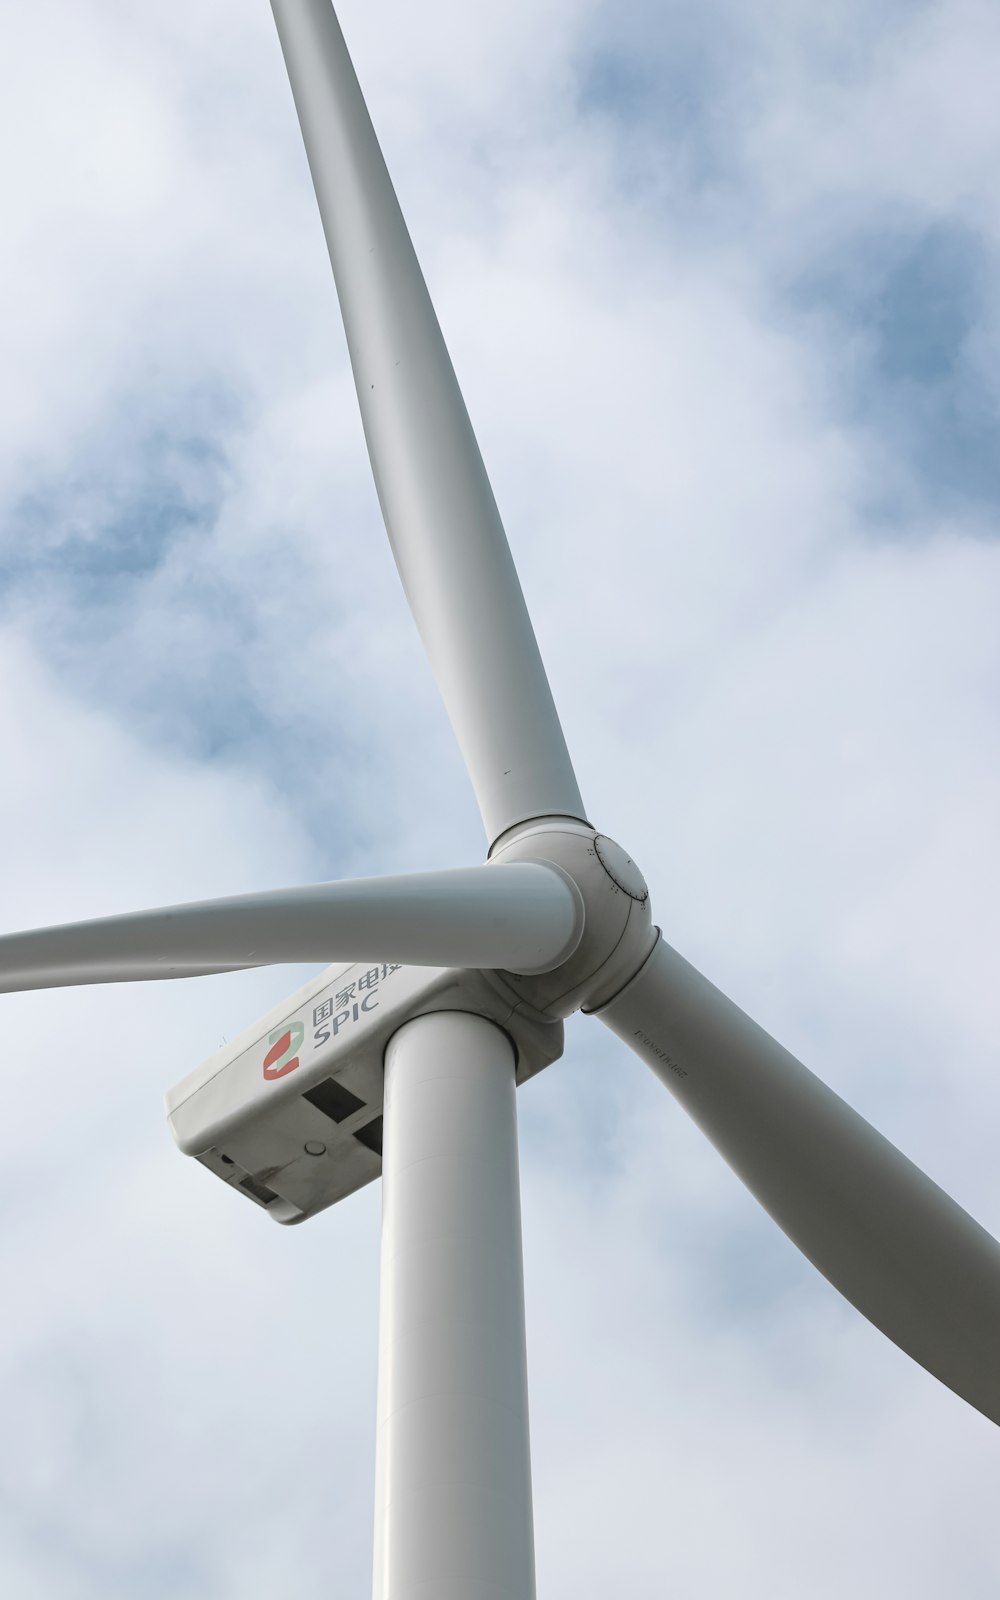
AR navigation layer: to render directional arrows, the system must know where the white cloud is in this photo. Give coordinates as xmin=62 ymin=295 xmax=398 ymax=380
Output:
xmin=1 ymin=0 xmax=998 ymax=1596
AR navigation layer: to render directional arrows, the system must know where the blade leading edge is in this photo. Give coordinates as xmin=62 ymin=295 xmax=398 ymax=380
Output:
xmin=0 ymin=863 xmax=583 ymax=992
xmin=270 ymin=0 xmax=586 ymax=846
xmin=597 ymin=935 xmax=1000 ymax=1426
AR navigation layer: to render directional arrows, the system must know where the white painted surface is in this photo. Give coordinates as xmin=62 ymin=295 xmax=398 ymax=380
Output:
xmin=374 ymin=1011 xmax=536 ymax=1600
xmin=0 ymin=861 xmax=582 ymax=991
xmin=599 ymin=935 xmax=1000 ymax=1425
xmin=270 ymin=0 xmax=585 ymax=844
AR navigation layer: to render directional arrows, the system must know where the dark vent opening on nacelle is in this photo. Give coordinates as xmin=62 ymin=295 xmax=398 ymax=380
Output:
xmin=240 ymin=1175 xmax=279 ymax=1206
xmin=353 ymin=1116 xmax=384 ymax=1157
xmin=304 ymin=1077 xmax=367 ymax=1123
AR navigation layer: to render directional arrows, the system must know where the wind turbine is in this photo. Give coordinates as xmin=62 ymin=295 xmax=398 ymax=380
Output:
xmin=3 ymin=2 xmax=998 ymax=1596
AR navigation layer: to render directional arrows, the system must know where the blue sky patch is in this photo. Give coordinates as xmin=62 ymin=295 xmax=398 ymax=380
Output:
xmin=792 ymin=220 xmax=1000 ymax=522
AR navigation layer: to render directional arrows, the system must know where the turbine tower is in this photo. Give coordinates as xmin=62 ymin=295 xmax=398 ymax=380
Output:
xmin=2 ymin=3 xmax=998 ymax=1595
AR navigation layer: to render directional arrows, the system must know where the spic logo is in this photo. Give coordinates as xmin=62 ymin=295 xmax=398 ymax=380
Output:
xmin=263 ymin=1021 xmax=305 ymax=1080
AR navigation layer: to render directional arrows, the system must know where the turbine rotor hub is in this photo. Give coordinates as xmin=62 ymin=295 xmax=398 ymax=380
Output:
xmin=489 ymin=819 xmax=656 ymax=1019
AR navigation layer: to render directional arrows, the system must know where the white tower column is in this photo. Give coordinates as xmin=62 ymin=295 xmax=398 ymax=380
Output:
xmin=373 ymin=1010 xmax=536 ymax=1600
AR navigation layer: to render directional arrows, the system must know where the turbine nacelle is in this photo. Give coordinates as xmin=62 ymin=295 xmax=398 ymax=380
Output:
xmin=167 ymin=956 xmax=563 ymax=1225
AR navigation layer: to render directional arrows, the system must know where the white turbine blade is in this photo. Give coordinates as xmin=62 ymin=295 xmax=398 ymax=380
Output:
xmin=0 ymin=863 xmax=583 ymax=993
xmin=270 ymin=0 xmax=585 ymax=846
xmin=597 ymin=936 xmax=1000 ymax=1426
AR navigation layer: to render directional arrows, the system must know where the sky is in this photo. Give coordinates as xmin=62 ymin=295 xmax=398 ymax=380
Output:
xmin=1 ymin=0 xmax=999 ymax=1594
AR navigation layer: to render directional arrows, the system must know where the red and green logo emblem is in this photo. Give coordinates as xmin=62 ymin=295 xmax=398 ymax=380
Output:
xmin=263 ymin=1021 xmax=304 ymax=1080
